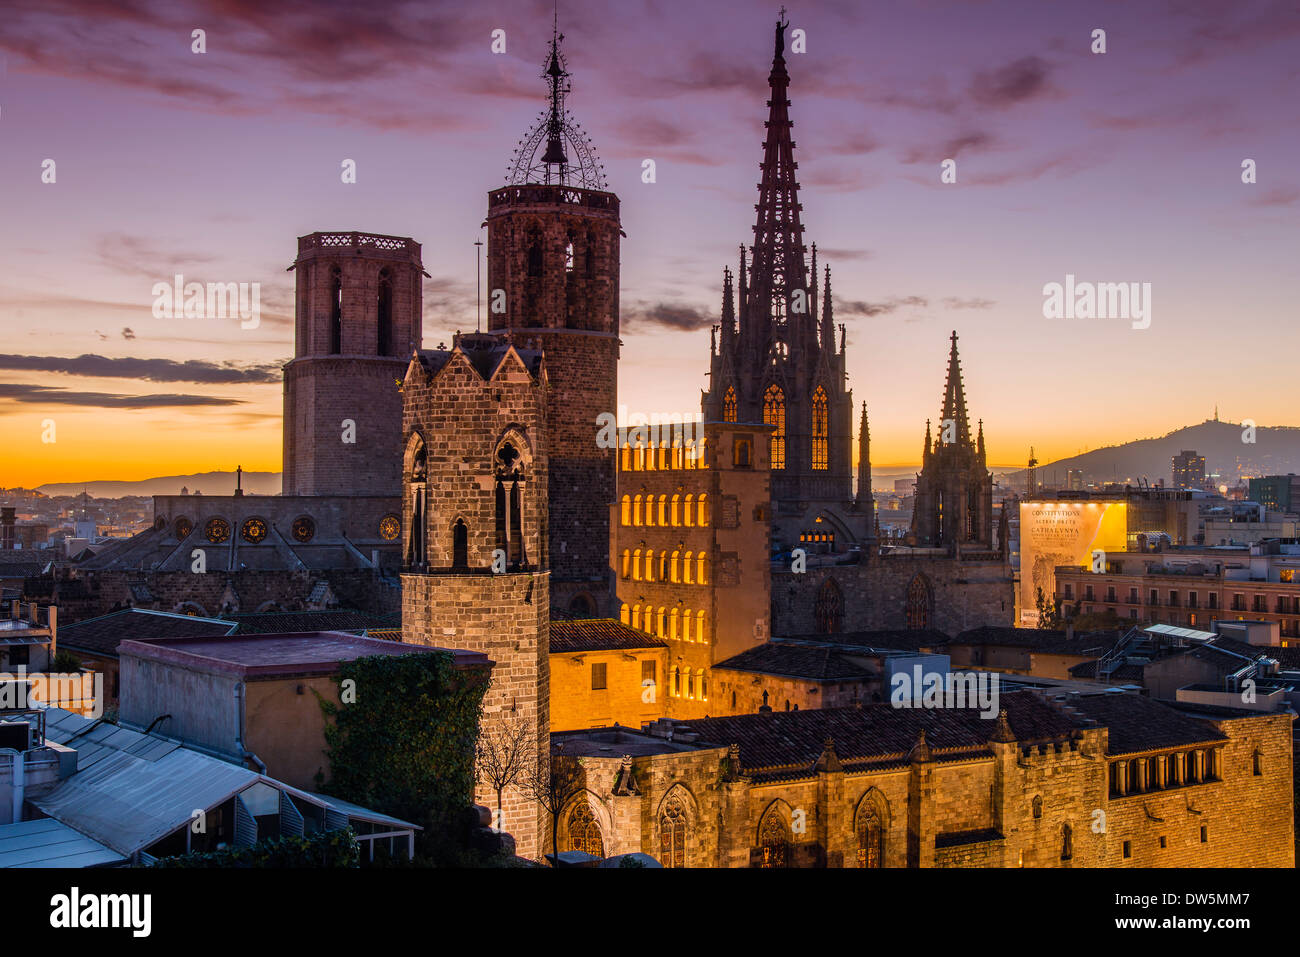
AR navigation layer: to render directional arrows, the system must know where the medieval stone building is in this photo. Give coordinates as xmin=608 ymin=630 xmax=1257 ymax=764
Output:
xmin=550 ymin=690 xmax=1294 ymax=868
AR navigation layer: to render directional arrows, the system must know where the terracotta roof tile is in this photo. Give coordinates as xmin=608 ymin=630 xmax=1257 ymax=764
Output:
xmin=550 ymin=619 xmax=667 ymax=654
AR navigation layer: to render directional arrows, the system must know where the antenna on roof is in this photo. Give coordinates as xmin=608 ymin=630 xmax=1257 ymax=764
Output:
xmin=474 ymin=239 xmax=484 ymax=333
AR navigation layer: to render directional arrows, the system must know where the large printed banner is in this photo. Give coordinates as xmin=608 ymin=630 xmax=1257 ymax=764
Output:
xmin=1019 ymin=502 xmax=1127 ymax=625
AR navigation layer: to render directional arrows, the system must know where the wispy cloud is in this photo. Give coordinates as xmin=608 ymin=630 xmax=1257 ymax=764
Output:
xmin=0 ymin=383 xmax=245 ymax=408
xmin=0 ymin=354 xmax=282 ymax=384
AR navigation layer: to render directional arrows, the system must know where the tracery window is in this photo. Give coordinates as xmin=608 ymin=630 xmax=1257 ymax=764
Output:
xmin=763 ymin=384 xmax=786 ymax=470
xmin=659 ymin=795 xmax=689 ymax=868
xmin=723 ymin=386 xmax=737 ymax=423
xmin=906 ymin=574 xmax=932 ymax=630
xmin=814 ymin=578 xmax=844 ymax=634
xmin=758 ymin=812 xmax=790 ymax=869
xmin=812 ymin=385 xmax=828 ymax=471
xmin=857 ymin=809 xmax=884 ymax=868
xmin=566 ymin=803 xmax=603 ymax=858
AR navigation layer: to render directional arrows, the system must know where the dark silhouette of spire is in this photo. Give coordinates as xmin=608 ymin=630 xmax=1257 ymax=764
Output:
xmin=940 ymin=330 xmax=971 ymax=447
xmin=821 ymin=264 xmax=835 ymax=352
xmin=721 ymin=266 xmax=735 ymax=339
xmin=746 ymin=11 xmax=808 ymax=342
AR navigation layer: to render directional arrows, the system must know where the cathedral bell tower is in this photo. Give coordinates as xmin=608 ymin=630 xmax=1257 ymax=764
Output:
xmin=400 ymin=332 xmax=551 ymax=860
xmin=283 ymin=232 xmax=426 ymax=496
xmin=486 ymin=25 xmax=621 ymax=618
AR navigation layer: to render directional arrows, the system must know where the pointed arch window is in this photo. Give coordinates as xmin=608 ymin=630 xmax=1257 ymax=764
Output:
xmin=815 ymin=578 xmax=844 ymax=634
xmin=564 ymin=236 xmax=575 ymax=273
xmin=857 ymin=808 xmax=884 ymax=868
xmin=377 ymin=267 xmax=393 ymax=356
xmin=759 ymin=812 xmax=790 ymax=869
xmin=659 ymin=793 xmax=689 ymax=868
xmin=452 ymin=518 xmax=468 ymax=569
xmin=906 ymin=574 xmax=932 ymax=630
xmin=763 ymin=384 xmax=786 ymax=470
xmin=329 ymin=265 xmax=343 ymax=354
xmin=527 ymin=231 xmax=543 ymax=277
xmin=723 ymin=386 xmax=737 ymax=423
xmin=494 ymin=441 xmax=525 ymax=568
xmin=812 ymin=385 xmax=828 ymax=471
xmin=566 ymin=803 xmax=603 ymax=858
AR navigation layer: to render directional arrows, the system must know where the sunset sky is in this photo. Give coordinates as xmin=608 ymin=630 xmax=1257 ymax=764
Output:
xmin=1 ymin=0 xmax=1298 ymax=488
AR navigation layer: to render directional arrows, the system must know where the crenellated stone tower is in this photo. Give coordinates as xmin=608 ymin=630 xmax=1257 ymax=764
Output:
xmin=400 ymin=332 xmax=551 ymax=860
xmin=283 ymin=232 xmax=425 ymax=496
xmin=486 ymin=27 xmax=620 ymax=619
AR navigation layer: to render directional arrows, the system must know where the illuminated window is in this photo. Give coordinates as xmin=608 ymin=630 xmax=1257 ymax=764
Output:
xmin=621 ymin=549 xmax=630 ymax=579
xmin=632 ymin=549 xmax=642 ymax=581
xmin=620 ymin=496 xmax=630 ymax=526
xmin=659 ymin=794 xmax=688 ymax=868
xmin=632 ymin=604 xmax=641 ymax=631
xmin=682 ymin=609 xmax=693 ymax=642
xmin=697 ymin=553 xmax=708 ymax=585
xmin=671 ymin=550 xmax=681 ymax=583
xmin=683 ymin=551 xmax=694 ymax=584
xmin=697 ymin=611 xmax=707 ymax=644
xmin=621 ymin=445 xmax=631 ymax=472
xmin=658 ymin=495 xmax=668 ymax=526
xmin=644 ymin=550 xmax=655 ymax=582
xmin=670 ymin=608 xmax=679 ymax=640
xmin=657 ymin=607 xmax=666 ymax=638
xmin=566 ymin=803 xmax=603 ymax=858
xmin=671 ymin=495 xmax=681 ymax=526
xmin=620 ymin=603 xmax=629 ymax=625
xmin=758 ymin=812 xmax=790 ymax=869
xmin=723 ymin=386 xmax=737 ymax=422
xmin=684 ymin=494 xmax=694 ymax=527
xmin=812 ymin=386 xmax=828 ymax=471
xmin=698 ymin=493 xmax=708 ymax=526
xmin=633 ymin=495 xmax=642 ymax=526
xmin=763 ymin=384 xmax=786 ymax=470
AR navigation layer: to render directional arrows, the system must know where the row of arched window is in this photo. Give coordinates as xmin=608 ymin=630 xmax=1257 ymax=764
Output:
xmin=721 ymin=384 xmax=829 ymax=473
xmin=619 ymin=493 xmax=708 ymax=527
xmin=620 ymin=439 xmax=708 ymax=471
xmin=1108 ymin=748 xmax=1220 ymax=797
xmin=563 ymin=789 xmax=890 ymax=868
xmin=325 ymin=265 xmax=395 ymax=357
xmin=619 ymin=549 xmax=709 ymax=584
xmin=670 ymin=665 xmax=707 ymax=700
xmin=621 ymin=604 xmax=709 ymax=643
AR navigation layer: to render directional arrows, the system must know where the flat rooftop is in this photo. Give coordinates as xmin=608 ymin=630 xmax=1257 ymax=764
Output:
xmin=118 ymin=631 xmax=490 ymax=678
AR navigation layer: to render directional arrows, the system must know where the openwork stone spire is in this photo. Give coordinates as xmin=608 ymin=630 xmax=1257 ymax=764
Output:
xmin=506 ymin=21 xmax=606 ymax=189
xmin=939 ymin=330 xmax=972 ymax=448
xmin=747 ymin=12 xmax=809 ymax=336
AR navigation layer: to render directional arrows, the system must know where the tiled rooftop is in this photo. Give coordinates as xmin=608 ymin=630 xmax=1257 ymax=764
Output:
xmin=713 ymin=642 xmax=872 ymax=680
xmin=549 ymin=619 xmax=667 ymax=654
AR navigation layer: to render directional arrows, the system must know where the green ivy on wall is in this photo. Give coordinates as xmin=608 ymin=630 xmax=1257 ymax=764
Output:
xmin=315 ymin=651 xmax=490 ymax=862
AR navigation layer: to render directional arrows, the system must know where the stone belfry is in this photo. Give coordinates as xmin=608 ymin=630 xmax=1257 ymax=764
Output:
xmin=911 ymin=331 xmax=994 ymax=550
xmin=486 ymin=24 xmax=620 ymax=617
xmin=283 ymin=232 xmax=425 ymax=496
xmin=701 ymin=15 xmax=864 ymax=551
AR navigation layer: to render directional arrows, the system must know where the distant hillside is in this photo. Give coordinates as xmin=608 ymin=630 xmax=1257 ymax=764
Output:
xmin=1008 ymin=420 xmax=1300 ymax=488
xmin=38 ymin=470 xmax=282 ymax=498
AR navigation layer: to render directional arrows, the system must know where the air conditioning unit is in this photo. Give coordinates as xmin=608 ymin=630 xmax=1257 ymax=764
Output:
xmin=0 ymin=720 xmax=32 ymax=752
